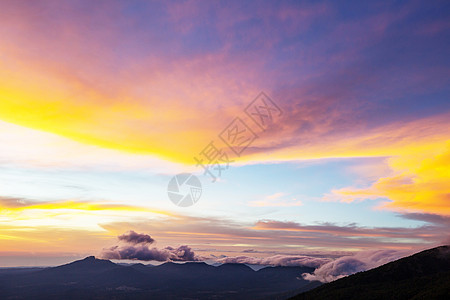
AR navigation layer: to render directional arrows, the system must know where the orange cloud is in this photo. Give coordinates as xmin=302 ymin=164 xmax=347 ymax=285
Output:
xmin=326 ymin=141 xmax=450 ymax=215
xmin=0 ymin=57 xmax=246 ymax=163
xmin=0 ymin=7 xmax=262 ymax=164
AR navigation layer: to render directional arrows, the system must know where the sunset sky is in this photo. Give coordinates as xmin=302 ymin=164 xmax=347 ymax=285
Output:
xmin=0 ymin=0 xmax=449 ymax=267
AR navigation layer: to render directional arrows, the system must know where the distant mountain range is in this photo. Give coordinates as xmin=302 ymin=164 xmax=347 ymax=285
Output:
xmin=0 ymin=257 xmax=317 ymax=299
xmin=290 ymin=245 xmax=450 ymax=300
xmin=1 ymin=246 xmax=448 ymax=299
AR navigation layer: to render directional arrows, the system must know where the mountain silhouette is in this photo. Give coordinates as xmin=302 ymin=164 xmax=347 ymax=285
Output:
xmin=2 ymin=246 xmax=448 ymax=299
xmin=0 ymin=257 xmax=315 ymax=299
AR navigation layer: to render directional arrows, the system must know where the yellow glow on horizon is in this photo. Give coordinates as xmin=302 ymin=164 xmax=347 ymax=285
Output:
xmin=0 ymin=200 xmax=175 ymax=232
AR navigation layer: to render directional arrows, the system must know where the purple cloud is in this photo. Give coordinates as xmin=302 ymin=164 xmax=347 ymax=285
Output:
xmin=118 ymin=230 xmax=155 ymax=245
xmin=100 ymin=231 xmax=198 ymax=262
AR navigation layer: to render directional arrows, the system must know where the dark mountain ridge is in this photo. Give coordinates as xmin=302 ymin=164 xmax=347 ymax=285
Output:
xmin=0 ymin=258 xmax=315 ymax=299
xmin=2 ymin=246 xmax=448 ymax=299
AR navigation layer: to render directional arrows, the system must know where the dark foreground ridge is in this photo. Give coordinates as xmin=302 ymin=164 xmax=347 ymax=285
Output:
xmin=0 ymin=257 xmax=317 ymax=299
xmin=290 ymin=245 xmax=450 ymax=300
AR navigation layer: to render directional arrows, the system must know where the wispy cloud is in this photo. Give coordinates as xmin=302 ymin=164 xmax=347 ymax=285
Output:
xmin=102 ymin=217 xmax=447 ymax=252
xmin=1 ymin=193 xmax=447 ymax=255
xmin=249 ymin=192 xmax=303 ymax=207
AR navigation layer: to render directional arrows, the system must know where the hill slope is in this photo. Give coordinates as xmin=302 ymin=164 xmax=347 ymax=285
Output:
xmin=290 ymin=245 xmax=450 ymax=300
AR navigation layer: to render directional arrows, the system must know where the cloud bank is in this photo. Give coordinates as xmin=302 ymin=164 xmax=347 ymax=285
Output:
xmin=99 ymin=231 xmax=427 ymax=282
xmin=303 ymin=249 xmax=412 ymax=283
xmin=217 ymin=254 xmax=331 ymax=268
xmin=100 ymin=231 xmax=198 ymax=262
